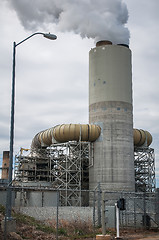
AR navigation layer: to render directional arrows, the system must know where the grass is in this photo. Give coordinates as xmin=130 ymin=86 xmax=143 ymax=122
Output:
xmin=14 ymin=211 xmax=56 ymax=234
xmin=0 ymin=204 xmax=56 ymax=234
xmin=0 ymin=204 xmax=5 ymax=215
xmin=47 ymin=218 xmax=100 ymax=239
xmin=0 ymin=204 xmax=100 ymax=239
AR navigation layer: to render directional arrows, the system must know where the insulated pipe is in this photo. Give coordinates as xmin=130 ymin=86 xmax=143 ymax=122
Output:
xmin=133 ymin=129 xmax=152 ymax=147
xmin=53 ymin=124 xmax=101 ymax=142
xmin=31 ymin=124 xmax=101 ymax=150
xmin=31 ymin=125 xmax=152 ymax=150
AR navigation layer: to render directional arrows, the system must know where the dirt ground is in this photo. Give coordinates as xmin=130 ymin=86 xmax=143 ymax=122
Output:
xmin=119 ymin=229 xmax=159 ymax=239
xmin=1 ymin=228 xmax=159 ymax=240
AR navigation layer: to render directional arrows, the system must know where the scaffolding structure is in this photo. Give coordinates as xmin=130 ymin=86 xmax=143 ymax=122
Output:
xmin=15 ymin=141 xmax=90 ymax=206
xmin=49 ymin=141 xmax=90 ymax=206
xmin=14 ymin=144 xmax=156 ymax=206
xmin=134 ymin=147 xmax=156 ymax=192
xmin=14 ymin=148 xmax=51 ymax=182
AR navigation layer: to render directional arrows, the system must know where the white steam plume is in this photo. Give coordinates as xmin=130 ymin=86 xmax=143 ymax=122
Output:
xmin=8 ymin=0 xmax=130 ymax=44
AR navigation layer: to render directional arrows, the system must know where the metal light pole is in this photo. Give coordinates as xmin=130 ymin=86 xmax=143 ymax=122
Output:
xmin=5 ymin=32 xmax=57 ymax=220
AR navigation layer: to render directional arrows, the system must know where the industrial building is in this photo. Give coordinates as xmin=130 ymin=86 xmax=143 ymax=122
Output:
xmin=1 ymin=41 xmax=156 ymax=206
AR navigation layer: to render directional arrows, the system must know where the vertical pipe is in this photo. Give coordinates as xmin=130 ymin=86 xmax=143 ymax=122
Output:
xmin=2 ymin=151 xmax=9 ymax=179
xmin=49 ymin=148 xmax=51 ymax=182
xmin=79 ymin=126 xmax=82 ymax=206
xmin=66 ymin=143 xmax=68 ymax=206
xmin=97 ymin=183 xmax=101 ymax=227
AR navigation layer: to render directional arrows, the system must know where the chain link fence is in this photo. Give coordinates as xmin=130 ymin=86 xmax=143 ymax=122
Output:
xmin=1 ymin=185 xmax=159 ymax=239
xmin=102 ymin=190 xmax=159 ymax=231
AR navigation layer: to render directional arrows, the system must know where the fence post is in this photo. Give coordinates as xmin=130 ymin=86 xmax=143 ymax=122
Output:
xmin=56 ymin=191 xmax=59 ymax=240
xmin=102 ymin=192 xmax=106 ymax=235
xmin=42 ymin=191 xmax=44 ymax=207
xmin=93 ymin=191 xmax=96 ymax=229
xmin=97 ymin=183 xmax=101 ymax=227
xmin=134 ymin=195 xmax=136 ymax=231
xmin=143 ymin=192 xmax=146 ymax=229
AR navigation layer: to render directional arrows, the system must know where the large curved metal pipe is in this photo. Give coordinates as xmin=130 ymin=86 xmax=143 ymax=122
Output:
xmin=31 ymin=124 xmax=101 ymax=150
xmin=31 ymin=124 xmax=152 ymax=150
xmin=133 ymin=129 xmax=152 ymax=147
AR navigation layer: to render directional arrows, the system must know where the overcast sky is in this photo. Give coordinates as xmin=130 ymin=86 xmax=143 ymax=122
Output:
xmin=0 ymin=0 xmax=159 ymax=185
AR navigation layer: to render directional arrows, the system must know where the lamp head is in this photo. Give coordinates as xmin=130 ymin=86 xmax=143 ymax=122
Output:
xmin=43 ymin=33 xmax=57 ymax=40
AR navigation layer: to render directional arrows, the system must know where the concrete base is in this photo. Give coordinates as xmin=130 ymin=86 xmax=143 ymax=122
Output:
xmin=96 ymin=235 xmax=111 ymax=240
xmin=1 ymin=218 xmax=16 ymax=233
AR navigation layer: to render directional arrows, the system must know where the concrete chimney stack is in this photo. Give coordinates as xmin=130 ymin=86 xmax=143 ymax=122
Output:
xmin=89 ymin=41 xmax=135 ymax=192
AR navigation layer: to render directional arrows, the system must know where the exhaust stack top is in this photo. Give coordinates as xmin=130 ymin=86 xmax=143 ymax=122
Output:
xmin=96 ymin=40 xmax=129 ymax=48
xmin=96 ymin=40 xmax=112 ymax=47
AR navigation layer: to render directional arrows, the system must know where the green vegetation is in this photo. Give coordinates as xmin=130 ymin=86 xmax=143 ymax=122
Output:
xmin=0 ymin=204 xmax=5 ymax=215
xmin=0 ymin=204 xmax=56 ymax=234
xmin=0 ymin=204 xmax=100 ymax=239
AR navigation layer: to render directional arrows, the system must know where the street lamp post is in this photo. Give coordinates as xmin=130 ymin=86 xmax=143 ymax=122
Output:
xmin=5 ymin=32 xmax=57 ymax=226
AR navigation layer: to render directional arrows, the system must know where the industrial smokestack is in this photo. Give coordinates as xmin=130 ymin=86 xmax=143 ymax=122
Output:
xmin=89 ymin=40 xmax=135 ymax=192
xmin=1 ymin=151 xmax=9 ymax=180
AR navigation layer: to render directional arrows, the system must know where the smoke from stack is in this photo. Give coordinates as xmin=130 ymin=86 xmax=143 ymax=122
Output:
xmin=8 ymin=0 xmax=130 ymax=44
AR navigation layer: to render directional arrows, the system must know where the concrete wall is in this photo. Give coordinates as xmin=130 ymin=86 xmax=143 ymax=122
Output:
xmin=89 ymin=44 xmax=135 ymax=193
xmin=16 ymin=206 xmax=94 ymax=222
xmin=15 ymin=190 xmax=57 ymax=207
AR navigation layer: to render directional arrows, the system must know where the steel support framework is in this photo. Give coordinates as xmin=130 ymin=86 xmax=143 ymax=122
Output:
xmin=15 ymin=141 xmax=90 ymax=206
xmin=48 ymin=141 xmax=90 ymax=206
xmin=134 ymin=147 xmax=156 ymax=192
xmin=15 ymin=144 xmax=156 ymax=206
xmin=14 ymin=148 xmax=52 ymax=182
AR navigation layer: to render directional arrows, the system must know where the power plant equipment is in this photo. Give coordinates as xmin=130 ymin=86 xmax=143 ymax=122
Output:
xmin=11 ymin=41 xmax=155 ymax=207
xmin=89 ymin=40 xmax=135 ymax=192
